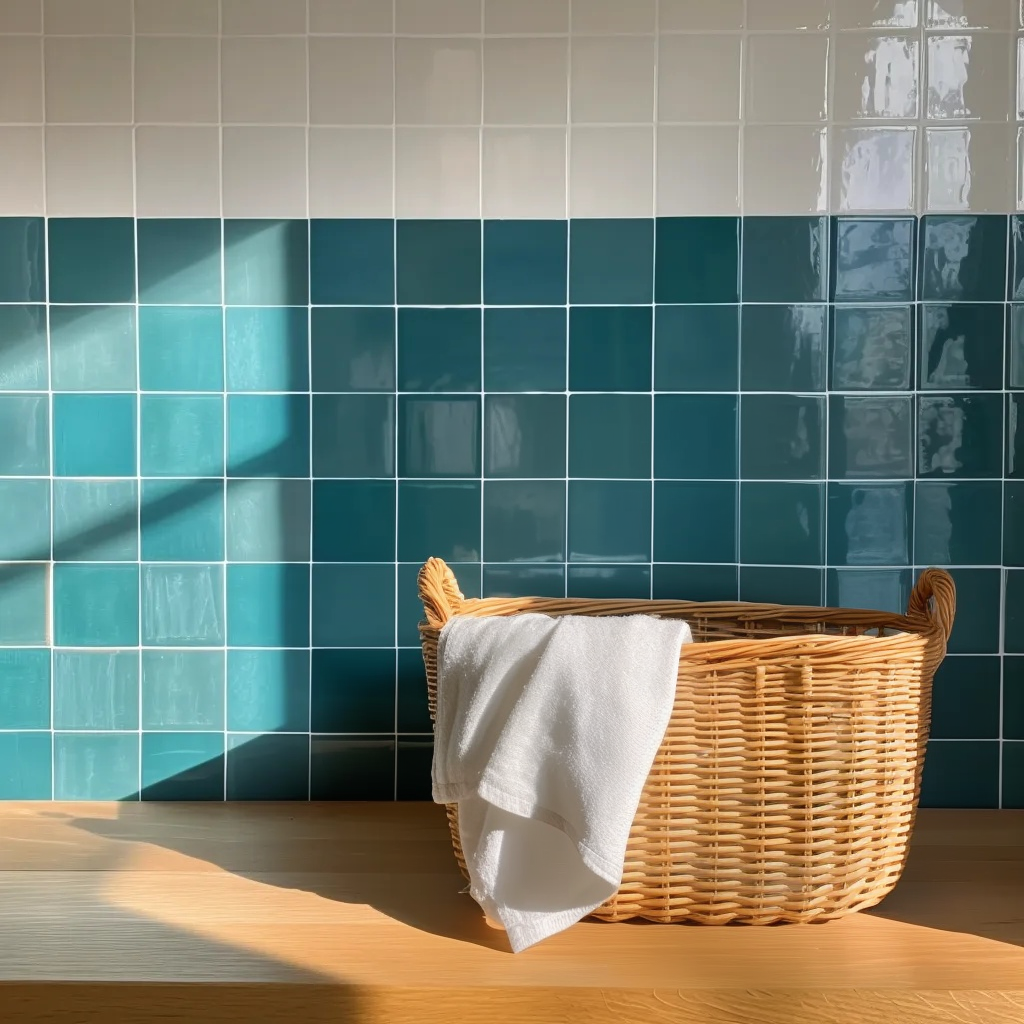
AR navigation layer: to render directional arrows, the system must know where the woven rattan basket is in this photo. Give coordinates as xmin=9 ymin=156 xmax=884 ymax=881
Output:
xmin=418 ymin=557 xmax=955 ymax=925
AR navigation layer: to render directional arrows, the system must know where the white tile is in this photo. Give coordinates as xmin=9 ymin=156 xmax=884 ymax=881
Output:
xmin=0 ymin=0 xmax=41 ymax=33
xmin=1019 ymin=37 xmax=1024 ymax=117
xmin=833 ymin=34 xmax=920 ymax=120
xmin=1018 ymin=127 xmax=1024 ymax=208
xmin=134 ymin=0 xmax=219 ymax=34
xmin=44 ymin=0 xmax=130 ymax=34
xmin=569 ymin=125 xmax=653 ymax=217
xmin=395 ymin=38 xmax=482 ymax=125
xmin=745 ymin=34 xmax=830 ymax=123
xmin=221 ymin=0 xmax=306 ymax=34
xmin=221 ymin=37 xmax=307 ymax=125
xmin=926 ymin=124 xmax=1014 ymax=211
xmin=222 ymin=127 xmax=307 ymax=218
xmin=831 ymin=125 xmax=916 ymax=212
xmin=310 ymin=36 xmax=394 ymax=125
xmin=44 ymin=37 xmax=131 ymax=123
xmin=0 ymin=127 xmax=44 ymax=215
xmin=309 ymin=127 xmax=394 ymax=217
xmin=0 ymin=38 xmax=42 ymax=123
xmin=571 ymin=35 xmax=654 ymax=123
xmin=136 ymin=125 xmax=220 ymax=216
xmin=45 ymin=126 xmax=133 ymax=216
xmin=134 ymin=36 xmax=219 ymax=124
xmin=570 ymin=0 xmax=655 ymax=33
xmin=484 ymin=0 xmax=569 ymax=34
xmin=927 ymin=33 xmax=1013 ymax=120
xmin=926 ymin=0 xmax=1015 ymax=29
xmin=484 ymin=38 xmax=567 ymax=124
xmin=659 ymin=0 xmax=744 ymax=30
xmin=744 ymin=124 xmax=827 ymax=214
xmin=657 ymin=34 xmax=742 ymax=122
xmin=747 ymin=0 xmax=831 ymax=30
xmin=482 ymin=126 xmax=566 ymax=218
xmin=395 ymin=126 xmax=480 ymax=218
xmin=657 ymin=125 xmax=739 ymax=215
xmin=309 ymin=0 xmax=394 ymax=33
xmin=396 ymin=0 xmax=481 ymax=34
xmin=834 ymin=0 xmax=919 ymax=27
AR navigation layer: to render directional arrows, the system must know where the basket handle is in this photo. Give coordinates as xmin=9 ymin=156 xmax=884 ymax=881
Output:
xmin=418 ymin=558 xmax=465 ymax=629
xmin=907 ymin=568 xmax=956 ymax=643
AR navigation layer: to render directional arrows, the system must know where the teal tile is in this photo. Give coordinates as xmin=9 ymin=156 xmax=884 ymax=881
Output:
xmin=398 ymin=395 xmax=478 ymax=478
xmin=53 ymin=480 xmax=138 ymax=561
xmin=53 ymin=651 xmax=138 ymax=730
xmin=310 ymin=307 xmax=395 ymax=392
xmin=310 ymin=219 xmax=394 ymax=305
xmin=742 ymin=216 xmax=827 ymax=302
xmin=311 ymin=736 xmax=395 ymax=800
xmin=741 ymin=395 xmax=824 ymax=479
xmin=482 ymin=564 xmax=564 ymax=598
xmin=920 ymin=304 xmax=1003 ymax=391
xmin=49 ymin=305 xmax=137 ymax=391
xmin=654 ymin=305 xmax=739 ymax=392
xmin=315 ymin=394 xmax=396 ymax=477
xmin=653 ymin=481 xmax=736 ymax=563
xmin=484 ymin=220 xmax=567 ymax=305
xmin=827 ymin=483 xmax=912 ymax=566
xmin=741 ymin=305 xmax=826 ymax=391
xmin=918 ymin=393 xmax=1003 ymax=478
xmin=224 ymin=219 xmax=308 ymax=305
xmin=826 ymin=568 xmax=912 ymax=614
xmin=396 ymin=220 xmax=480 ymax=305
xmin=314 ymin=479 xmax=396 ymax=562
xmin=225 ymin=307 xmax=309 ymax=392
xmin=139 ymin=306 xmax=224 ymax=392
xmin=1010 ymin=214 xmax=1024 ymax=298
xmin=652 ymin=564 xmax=738 ymax=602
xmin=1006 ymin=482 xmax=1024 ymax=566
xmin=942 ymin=568 xmax=1000 ymax=654
xmin=569 ymin=394 xmax=651 ymax=479
xmin=1010 ymin=305 xmax=1024 ymax=388
xmin=225 ymin=478 xmax=311 ymax=562
xmin=311 ymin=564 xmax=394 ymax=647
xmin=0 ymin=564 xmax=47 ymax=644
xmin=741 ymin=567 xmax=823 ymax=605
xmin=142 ymin=564 xmax=224 ymax=647
xmin=0 ymin=733 xmax=52 ymax=799
xmin=483 ymin=308 xmax=566 ymax=392
xmin=0 ymin=217 xmax=45 ymax=301
xmin=0 ymin=305 xmax=47 ymax=389
xmin=227 ymin=733 xmax=309 ymax=800
xmin=311 ymin=648 xmax=395 ymax=733
xmin=397 ymin=308 xmax=481 ymax=392
xmin=53 ymin=394 xmax=136 ymax=477
xmin=54 ymin=563 xmax=139 ymax=647
xmin=137 ymin=218 xmax=222 ymax=304
xmin=832 ymin=218 xmax=914 ymax=302
xmin=568 ymin=480 xmax=650 ymax=563
xmin=397 ymin=648 xmax=432 ymax=734
xmin=920 ymin=740 xmax=999 ymax=809
xmin=0 ymin=479 xmax=49 ymax=560
xmin=567 ymin=565 xmax=650 ymax=599
xmin=227 ymin=649 xmax=310 ymax=733
xmin=920 ymin=215 xmax=1006 ymax=302
xmin=655 ymin=217 xmax=739 ymax=304
xmin=399 ymin=481 xmax=480 ymax=562
xmin=569 ymin=306 xmax=652 ymax=392
xmin=483 ymin=480 xmax=564 ymax=562
xmin=1011 ymin=394 xmax=1024 ymax=478
xmin=142 ymin=650 xmax=225 ymax=730
xmin=48 ymin=218 xmax=135 ymax=303
xmin=227 ymin=564 xmax=310 ymax=647
xmin=397 ymin=736 xmax=434 ymax=800
xmin=228 ymin=394 xmax=309 ymax=477
xmin=484 ymin=394 xmax=566 ymax=478
xmin=929 ymin=656 xmax=1000 ymax=739
xmin=0 ymin=649 xmax=49 ymax=729
xmin=0 ymin=394 xmax=48 ymax=474
xmin=141 ymin=479 xmax=224 ymax=562
xmin=398 ymin=561 xmax=480 ymax=643
xmin=569 ymin=219 xmax=653 ymax=304
xmin=1006 ymin=570 xmax=1024 ymax=654
xmin=654 ymin=394 xmax=737 ymax=479
xmin=54 ymin=732 xmax=139 ymax=801
xmin=915 ymin=481 xmax=1001 ymax=565
xmin=831 ymin=305 xmax=913 ymax=391
xmin=829 ymin=395 xmax=913 ymax=479
xmin=740 ymin=483 xmax=823 ymax=565
xmin=141 ymin=396 xmax=224 ymax=477
xmin=141 ymin=732 xmax=225 ymax=801
xmin=1007 ymin=661 xmax=1024 ymax=739
xmin=1003 ymin=744 xmax=1024 ymax=809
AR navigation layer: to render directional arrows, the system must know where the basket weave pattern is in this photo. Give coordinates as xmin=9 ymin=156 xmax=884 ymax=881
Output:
xmin=418 ymin=558 xmax=955 ymax=925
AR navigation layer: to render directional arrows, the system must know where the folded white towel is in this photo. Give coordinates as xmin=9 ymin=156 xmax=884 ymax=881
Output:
xmin=432 ymin=612 xmax=692 ymax=952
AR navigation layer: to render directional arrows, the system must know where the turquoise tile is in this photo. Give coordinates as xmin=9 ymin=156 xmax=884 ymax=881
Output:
xmin=943 ymin=568 xmax=1001 ymax=653
xmin=141 ymin=732 xmax=225 ymax=801
xmin=1002 ymin=744 xmax=1024 ymax=809
xmin=0 ymin=479 xmax=49 ymax=560
xmin=396 ymin=220 xmax=480 ymax=305
xmin=919 ymin=303 xmax=1003 ymax=391
xmin=54 ymin=732 xmax=139 ymax=801
xmin=655 ymin=217 xmax=740 ymax=304
xmin=314 ymin=394 xmax=396 ymax=477
xmin=568 ymin=394 xmax=651 ymax=479
xmin=1011 ymin=394 xmax=1024 ymax=478
xmin=142 ymin=563 xmax=224 ymax=647
xmin=483 ymin=480 xmax=564 ymax=563
xmin=920 ymin=215 xmax=1006 ymax=302
xmin=397 ymin=648 xmax=432 ymax=734
xmin=228 ymin=394 xmax=309 ymax=477
xmin=915 ymin=481 xmax=1001 ymax=565
xmin=483 ymin=220 xmax=567 ymax=305
xmin=312 ymin=564 xmax=394 ymax=647
xmin=484 ymin=394 xmax=566 ymax=478
xmin=570 ymin=219 xmax=653 ymax=304
xmin=1004 ymin=570 xmax=1024 ymax=654
xmin=227 ymin=564 xmax=310 ymax=648
xmin=483 ymin=308 xmax=566 ymax=392
xmin=49 ymin=305 xmax=137 ymax=391
xmin=310 ymin=307 xmax=395 ymax=392
xmin=142 ymin=650 xmax=225 ymax=730
xmin=398 ymin=395 xmax=478 ymax=478
xmin=829 ymin=395 xmax=913 ymax=479
xmin=567 ymin=565 xmax=650 ymax=599
xmin=569 ymin=306 xmax=652 ymax=392
xmin=0 ymin=733 xmax=52 ymax=799
xmin=652 ymin=564 xmax=738 ymax=602
xmin=1006 ymin=482 xmax=1024 ymax=565
xmin=0 ymin=564 xmax=47 ymax=644
xmin=1011 ymin=214 xmax=1024 ymax=298
xmin=740 ymin=483 xmax=823 ymax=565
xmin=139 ymin=306 xmax=224 ymax=392
xmin=0 ymin=649 xmax=49 ymax=729
xmin=929 ymin=656 xmax=1000 ymax=739
xmin=920 ymin=740 xmax=999 ymax=809
xmin=54 ymin=563 xmax=139 ymax=647
xmin=654 ymin=305 xmax=739 ymax=392
xmin=0 ymin=305 xmax=47 ymax=389
xmin=482 ymin=564 xmax=564 ymax=598
xmin=741 ymin=567 xmax=823 ymax=605
xmin=568 ymin=480 xmax=650 ymax=563
xmin=0 ymin=217 xmax=45 ymax=301
xmin=310 ymin=219 xmax=394 ymax=305
xmin=832 ymin=218 xmax=915 ymax=302
xmin=0 ymin=394 xmax=48 ymax=474
xmin=653 ymin=481 xmax=736 ymax=563
xmin=741 ymin=305 xmax=826 ymax=391
xmin=224 ymin=219 xmax=308 ymax=305
xmin=227 ymin=649 xmax=310 ymax=733
xmin=53 ymin=394 xmax=136 ymax=477
xmin=311 ymin=648 xmax=395 ymax=733
xmin=225 ymin=478 xmax=311 ymax=562
xmin=314 ymin=479 xmax=396 ymax=562
xmin=397 ymin=736 xmax=433 ymax=800
xmin=827 ymin=483 xmax=912 ymax=566
xmin=397 ymin=308 xmax=481 ymax=392
xmin=53 ymin=651 xmax=139 ymax=730
xmin=141 ymin=478 xmax=224 ymax=562
xmin=227 ymin=733 xmax=309 ymax=800
xmin=741 ymin=394 xmax=824 ymax=480
xmin=1010 ymin=305 xmax=1024 ymax=388
xmin=48 ymin=218 xmax=135 ymax=303
xmin=826 ymin=568 xmax=912 ymax=613
xmin=1006 ymin=659 xmax=1024 ymax=739
xmin=137 ymin=218 xmax=222 ymax=305
xmin=53 ymin=480 xmax=138 ymax=561
xmin=742 ymin=216 xmax=827 ymax=302
xmin=654 ymin=394 xmax=737 ymax=479
xmin=398 ymin=481 xmax=479 ymax=562
xmin=831 ymin=305 xmax=913 ymax=390
xmin=398 ymin=561 xmax=480 ymax=643
xmin=311 ymin=736 xmax=394 ymax=800
xmin=226 ymin=307 xmax=309 ymax=392
xmin=918 ymin=393 xmax=1003 ymax=478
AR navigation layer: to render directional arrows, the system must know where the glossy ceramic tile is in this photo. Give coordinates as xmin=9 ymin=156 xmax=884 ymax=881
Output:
xmin=397 ymin=481 xmax=478 ymax=563
xmin=926 ymin=33 xmax=1012 ymax=122
xmin=832 ymin=34 xmax=919 ymax=121
xmin=831 ymin=305 xmax=914 ymax=389
xmin=745 ymin=34 xmax=830 ymax=124
xmin=657 ymin=34 xmax=743 ymax=124
xmin=743 ymin=125 xmax=828 ymax=216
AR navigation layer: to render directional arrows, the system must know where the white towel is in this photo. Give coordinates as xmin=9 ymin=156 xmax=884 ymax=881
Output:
xmin=432 ymin=612 xmax=692 ymax=952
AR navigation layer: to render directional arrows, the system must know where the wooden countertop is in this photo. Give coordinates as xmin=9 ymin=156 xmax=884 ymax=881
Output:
xmin=0 ymin=803 xmax=1021 ymax=1023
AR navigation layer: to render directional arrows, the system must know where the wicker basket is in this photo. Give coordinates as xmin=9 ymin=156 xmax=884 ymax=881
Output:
xmin=418 ymin=557 xmax=955 ymax=925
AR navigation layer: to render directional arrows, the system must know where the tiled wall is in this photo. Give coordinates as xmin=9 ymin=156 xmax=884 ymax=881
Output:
xmin=0 ymin=0 xmax=1022 ymax=808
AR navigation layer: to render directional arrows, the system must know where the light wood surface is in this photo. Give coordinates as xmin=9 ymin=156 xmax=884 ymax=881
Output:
xmin=0 ymin=803 xmax=1021 ymax=1023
